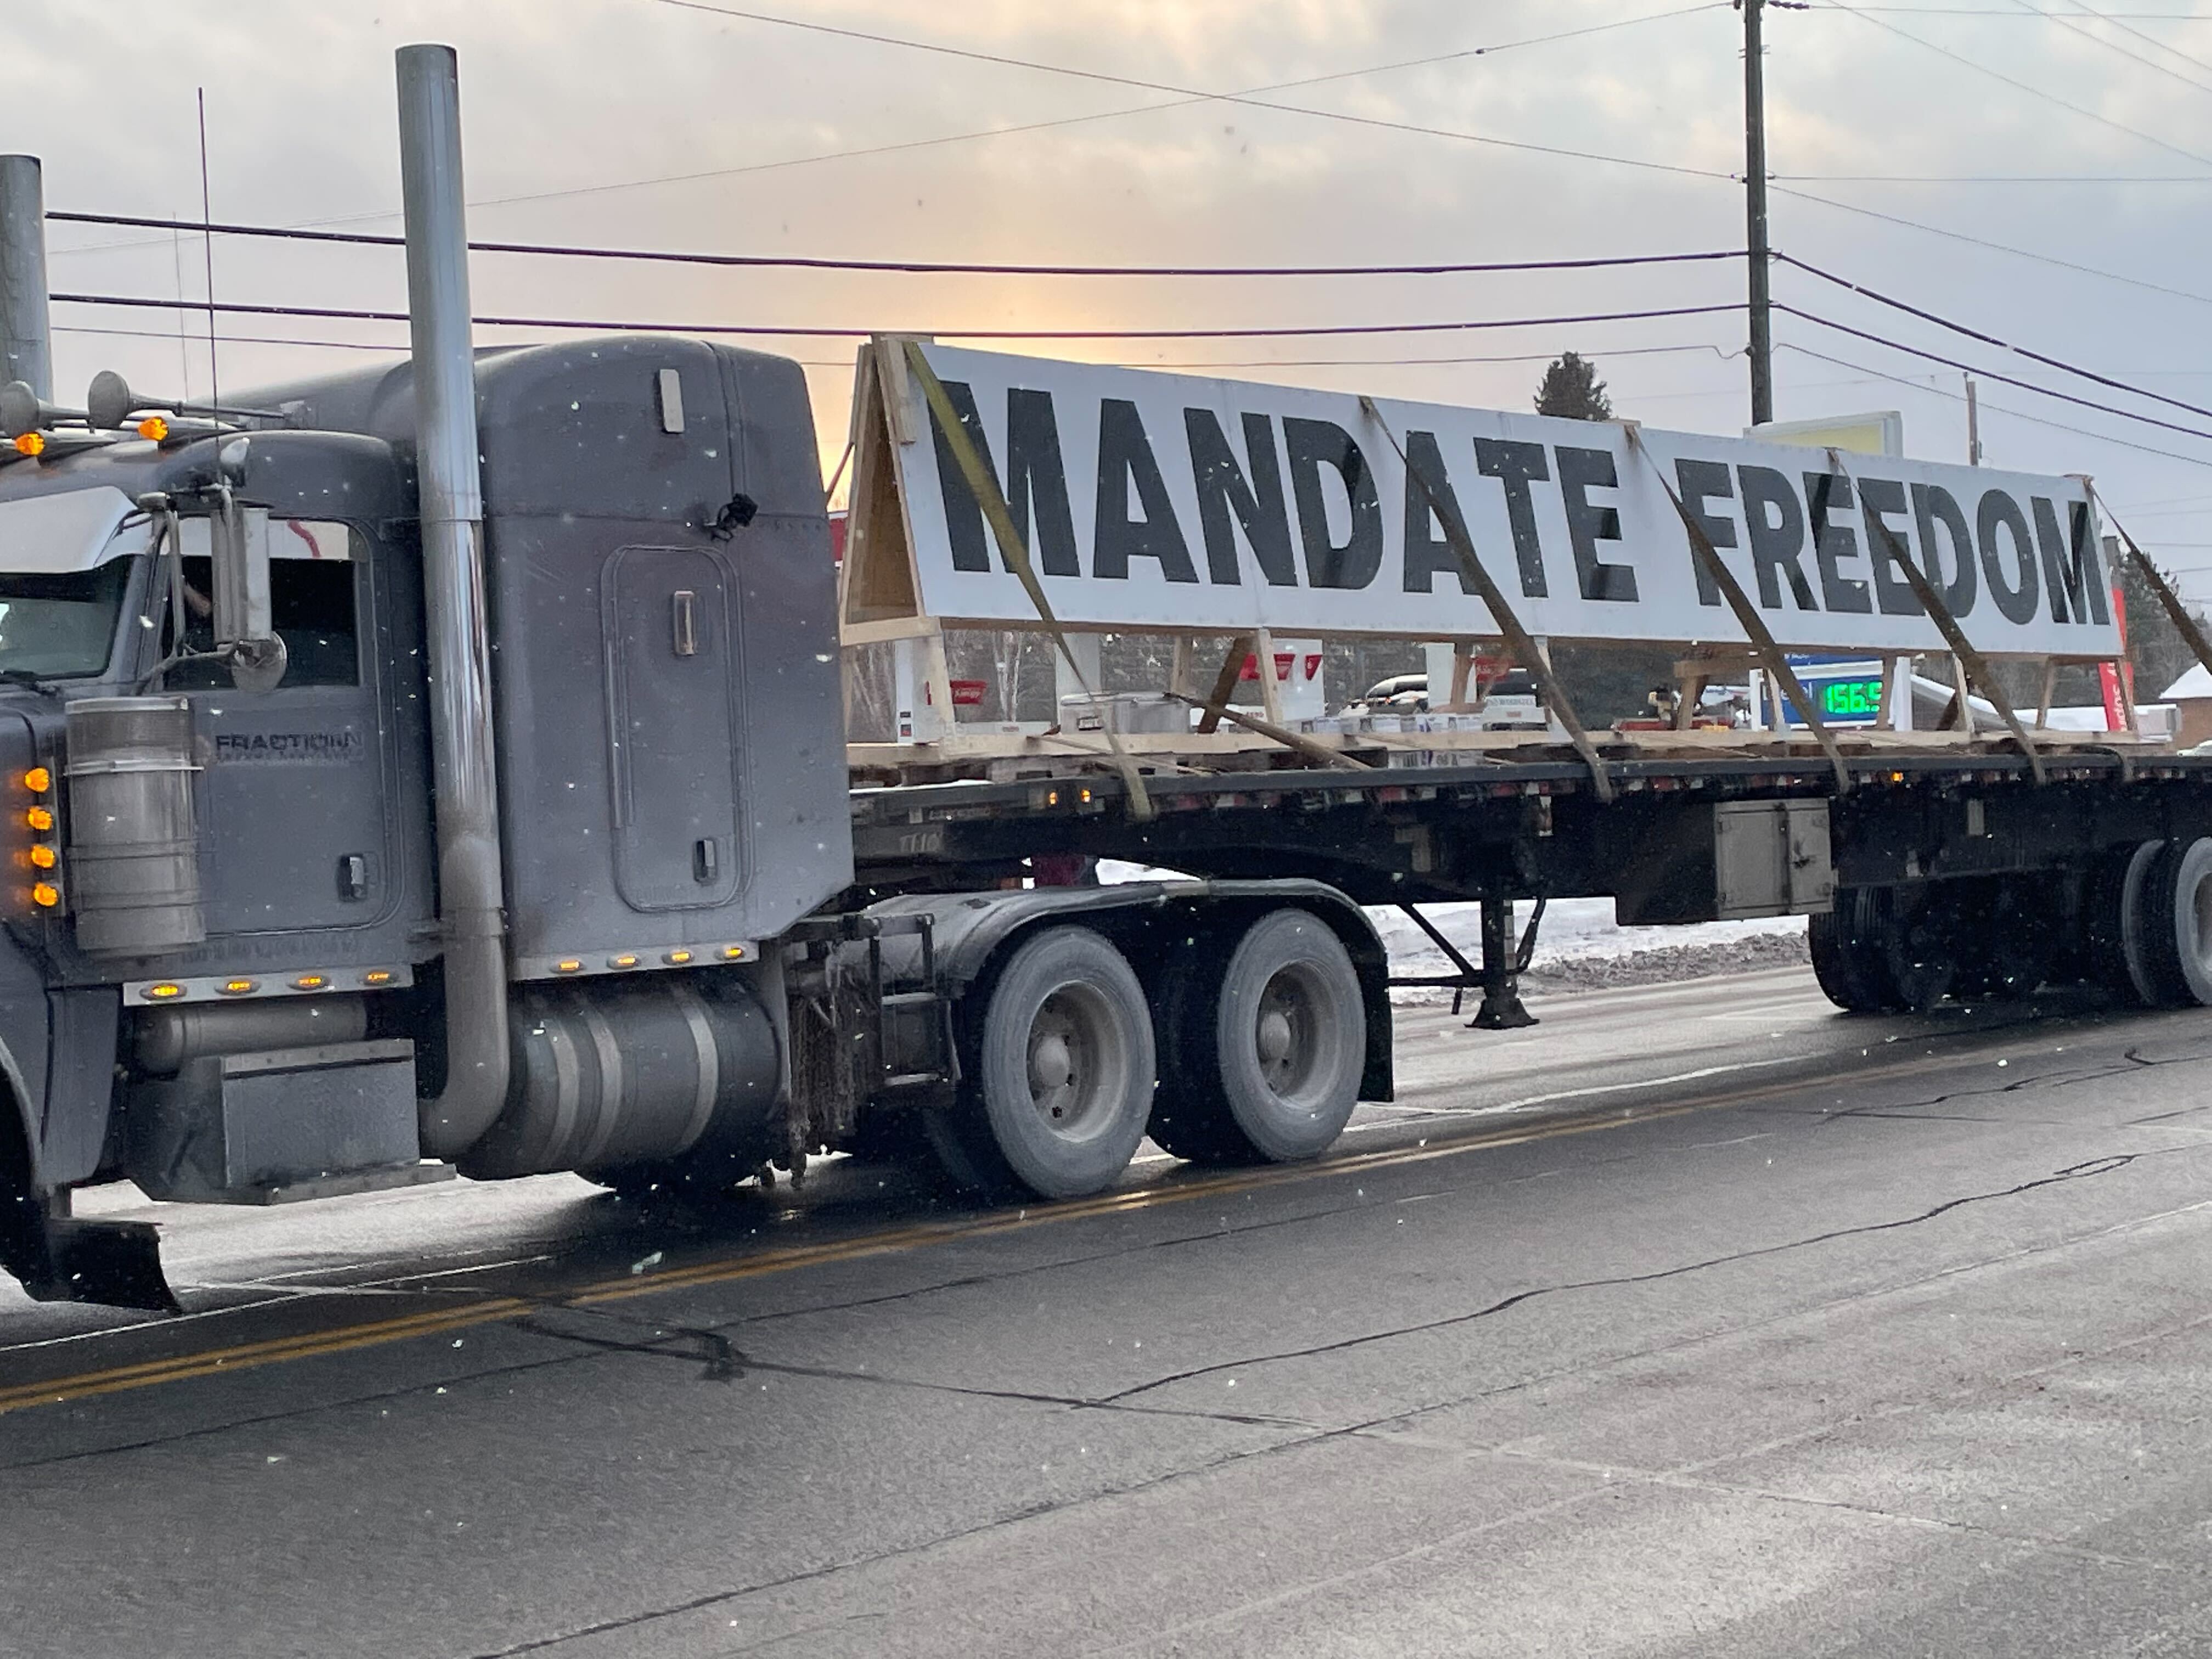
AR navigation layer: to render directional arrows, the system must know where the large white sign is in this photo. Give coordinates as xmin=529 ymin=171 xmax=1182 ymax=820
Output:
xmin=887 ymin=344 xmax=2120 ymax=659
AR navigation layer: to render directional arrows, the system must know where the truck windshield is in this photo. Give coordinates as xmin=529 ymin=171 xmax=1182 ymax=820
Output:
xmin=0 ymin=558 xmax=133 ymax=679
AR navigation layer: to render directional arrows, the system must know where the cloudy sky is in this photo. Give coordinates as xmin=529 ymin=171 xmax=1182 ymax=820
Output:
xmin=15 ymin=1 xmax=2212 ymax=588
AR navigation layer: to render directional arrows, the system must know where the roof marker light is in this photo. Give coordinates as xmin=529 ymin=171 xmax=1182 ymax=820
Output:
xmin=362 ymin=969 xmax=396 ymax=986
xmin=27 ymin=845 xmax=55 ymax=870
xmin=30 ymin=881 xmax=59 ymax=909
xmin=22 ymin=767 xmax=50 ymax=794
xmin=663 ymin=949 xmax=695 ymax=966
xmin=607 ymin=953 xmax=640 ymax=970
xmin=553 ymin=958 xmax=584 ymax=974
xmin=25 ymin=806 xmax=52 ymax=831
xmin=291 ymin=974 xmax=329 ymax=991
xmin=12 ymin=433 xmax=42 ymax=457
xmin=141 ymin=983 xmax=184 ymax=1001
xmin=217 ymin=978 xmax=258 ymax=996
xmin=136 ymin=415 xmax=170 ymax=442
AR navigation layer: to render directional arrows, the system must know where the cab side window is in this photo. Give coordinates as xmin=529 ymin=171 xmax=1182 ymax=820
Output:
xmin=161 ymin=520 xmax=362 ymax=690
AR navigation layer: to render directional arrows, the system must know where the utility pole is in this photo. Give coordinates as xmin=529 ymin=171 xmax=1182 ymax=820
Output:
xmin=1965 ymin=374 xmax=1982 ymax=465
xmin=1742 ymin=0 xmax=1773 ymax=428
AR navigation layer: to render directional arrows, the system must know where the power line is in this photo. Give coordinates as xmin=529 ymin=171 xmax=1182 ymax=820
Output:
xmin=1778 ymin=253 xmax=2212 ymax=422
xmin=44 ymin=215 xmax=1745 ymax=281
xmin=1773 ymin=183 xmax=2212 ymax=309
xmin=1776 ymin=172 xmax=2212 ymax=180
xmin=657 ymin=0 xmax=1739 ymax=183
xmin=2049 ymin=0 xmax=2212 ymax=74
xmin=49 ymin=290 xmax=1743 ymax=342
xmin=1819 ymin=0 xmax=2212 ymax=168
xmin=1999 ymin=0 xmax=2212 ymax=95
xmin=1776 ymin=341 xmax=2212 ymax=466
xmin=43 ymin=4 xmax=1736 ymax=264
xmin=1774 ymin=303 xmax=2212 ymax=442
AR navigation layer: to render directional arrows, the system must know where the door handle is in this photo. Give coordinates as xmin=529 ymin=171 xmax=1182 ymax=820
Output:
xmin=672 ymin=590 xmax=697 ymax=657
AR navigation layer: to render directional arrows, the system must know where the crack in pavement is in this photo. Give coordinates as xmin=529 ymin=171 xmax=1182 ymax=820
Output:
xmin=1094 ymin=1152 xmax=2151 ymax=1406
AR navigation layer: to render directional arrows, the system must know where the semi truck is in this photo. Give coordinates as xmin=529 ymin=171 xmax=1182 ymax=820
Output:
xmin=3 ymin=47 xmax=2212 ymax=1312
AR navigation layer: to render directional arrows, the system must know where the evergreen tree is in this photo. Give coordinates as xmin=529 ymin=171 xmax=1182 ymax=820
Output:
xmin=1534 ymin=351 xmax=1612 ymax=421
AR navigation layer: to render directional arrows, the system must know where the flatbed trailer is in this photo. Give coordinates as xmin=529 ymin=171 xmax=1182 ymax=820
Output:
xmin=2 ymin=47 xmax=2211 ymax=1312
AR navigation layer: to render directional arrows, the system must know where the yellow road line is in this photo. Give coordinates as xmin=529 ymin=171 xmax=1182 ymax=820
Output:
xmin=0 ymin=1036 xmax=2022 ymax=1417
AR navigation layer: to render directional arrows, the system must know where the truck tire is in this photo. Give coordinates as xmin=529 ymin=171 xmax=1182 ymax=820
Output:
xmin=1809 ymin=889 xmax=1888 ymax=1013
xmin=1152 ymin=909 xmax=1364 ymax=1165
xmin=1875 ymin=883 xmax=1956 ymax=1012
xmin=2085 ymin=840 xmax=2162 ymax=1004
xmin=927 ymin=926 xmax=1154 ymax=1200
xmin=2131 ymin=837 xmax=2212 ymax=1007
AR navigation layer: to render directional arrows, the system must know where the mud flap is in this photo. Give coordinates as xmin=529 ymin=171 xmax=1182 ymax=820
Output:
xmin=3 ymin=1206 xmax=179 ymax=1313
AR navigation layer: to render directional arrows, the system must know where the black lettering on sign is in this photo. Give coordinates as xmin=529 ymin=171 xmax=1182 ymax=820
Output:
xmin=1807 ymin=472 xmax=1870 ymax=614
xmin=1857 ymin=477 xmax=1922 ymax=617
xmin=1911 ymin=484 xmax=1978 ymax=616
xmin=2033 ymin=496 xmax=2109 ymax=625
xmin=1092 ymin=399 xmax=1198 ymax=583
xmin=213 ymin=729 xmax=364 ymax=764
xmin=1975 ymin=489 xmax=2040 ymax=625
xmin=1556 ymin=447 xmax=1637 ymax=602
xmin=1473 ymin=438 xmax=1550 ymax=598
xmin=1183 ymin=409 xmax=1296 ymax=586
xmin=1675 ymin=458 xmax=1738 ymax=608
xmin=1401 ymin=431 xmax=1479 ymax=595
xmin=1284 ymin=418 xmax=1383 ymax=589
xmin=1739 ymin=465 xmax=1817 ymax=610
xmin=927 ymin=381 xmax=1080 ymax=576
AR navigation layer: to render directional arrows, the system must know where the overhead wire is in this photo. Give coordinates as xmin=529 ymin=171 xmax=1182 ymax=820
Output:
xmin=47 ymin=289 xmax=1745 ymax=342
xmin=1776 ymin=341 xmax=2212 ymax=467
xmin=44 ymin=216 xmax=1746 ymax=281
xmin=1773 ymin=304 xmax=2212 ymax=442
xmin=1778 ymin=253 xmax=2212 ymax=421
xmin=1817 ymin=0 xmax=2212 ymax=167
xmin=1997 ymin=0 xmax=2212 ymax=95
xmin=45 ymin=2 xmax=1737 ymax=264
xmin=655 ymin=0 xmax=1737 ymax=182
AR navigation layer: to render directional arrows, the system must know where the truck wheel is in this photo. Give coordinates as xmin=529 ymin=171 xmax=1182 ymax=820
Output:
xmin=2131 ymin=837 xmax=2212 ymax=1007
xmin=1875 ymin=883 xmax=1956 ymax=1013
xmin=929 ymin=926 xmax=1154 ymax=1200
xmin=1808 ymin=889 xmax=1887 ymax=1013
xmin=1153 ymin=909 xmax=1364 ymax=1165
xmin=2085 ymin=840 xmax=2162 ymax=1004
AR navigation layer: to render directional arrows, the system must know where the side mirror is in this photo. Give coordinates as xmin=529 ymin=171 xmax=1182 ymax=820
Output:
xmin=207 ymin=484 xmax=286 ymax=692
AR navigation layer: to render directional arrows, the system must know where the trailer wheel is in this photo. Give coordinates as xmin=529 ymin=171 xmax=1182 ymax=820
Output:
xmin=928 ymin=926 xmax=1154 ymax=1200
xmin=2131 ymin=837 xmax=2212 ymax=1007
xmin=2085 ymin=840 xmax=2162 ymax=1004
xmin=1808 ymin=889 xmax=1888 ymax=1013
xmin=1153 ymin=909 xmax=1364 ymax=1165
xmin=1876 ymin=884 xmax=1956 ymax=1013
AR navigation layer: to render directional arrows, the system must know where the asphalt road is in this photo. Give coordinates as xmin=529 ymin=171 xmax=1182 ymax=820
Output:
xmin=2 ymin=965 xmax=2209 ymax=1658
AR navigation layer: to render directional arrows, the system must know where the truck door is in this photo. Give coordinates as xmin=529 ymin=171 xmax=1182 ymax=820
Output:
xmin=169 ymin=518 xmax=399 ymax=936
xmin=605 ymin=544 xmax=743 ymax=911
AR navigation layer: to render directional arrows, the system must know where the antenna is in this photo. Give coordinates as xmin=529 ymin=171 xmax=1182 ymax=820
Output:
xmin=196 ymin=88 xmax=218 ymax=415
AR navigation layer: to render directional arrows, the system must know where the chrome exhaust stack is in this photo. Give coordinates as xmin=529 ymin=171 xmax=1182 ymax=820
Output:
xmin=396 ymin=44 xmax=511 ymax=1158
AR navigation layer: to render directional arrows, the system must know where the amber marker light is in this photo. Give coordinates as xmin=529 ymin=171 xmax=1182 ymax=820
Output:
xmin=607 ymin=953 xmax=640 ymax=969
xmin=141 ymin=983 xmax=185 ymax=1001
xmin=26 ymin=806 xmax=52 ymax=831
xmin=27 ymin=845 xmax=55 ymax=870
xmin=362 ymin=969 xmax=395 ymax=986
xmin=12 ymin=432 xmax=43 ymax=456
xmin=30 ymin=881 xmax=59 ymax=909
xmin=719 ymin=944 xmax=746 ymax=961
xmin=663 ymin=949 xmax=695 ymax=966
xmin=22 ymin=767 xmax=50 ymax=793
xmin=135 ymin=415 xmax=169 ymax=442
xmin=291 ymin=974 xmax=329 ymax=991
xmin=217 ymin=978 xmax=258 ymax=996
xmin=553 ymin=958 xmax=583 ymax=974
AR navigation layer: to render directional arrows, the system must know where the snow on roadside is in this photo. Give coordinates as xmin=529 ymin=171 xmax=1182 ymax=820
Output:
xmin=1096 ymin=859 xmax=1808 ymax=997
